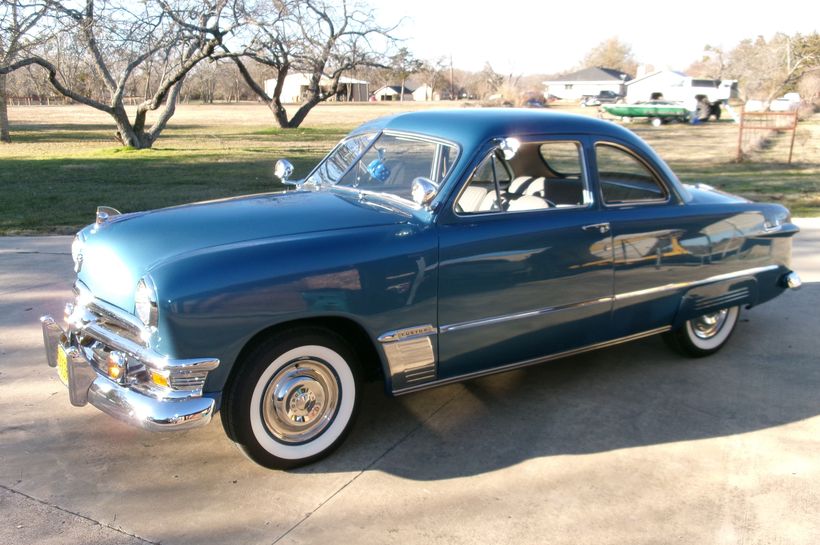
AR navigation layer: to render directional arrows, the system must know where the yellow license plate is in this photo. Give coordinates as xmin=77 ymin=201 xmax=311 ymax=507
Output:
xmin=56 ymin=345 xmax=69 ymax=386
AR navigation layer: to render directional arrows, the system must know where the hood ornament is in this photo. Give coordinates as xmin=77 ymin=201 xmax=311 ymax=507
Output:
xmin=96 ymin=206 xmax=121 ymax=225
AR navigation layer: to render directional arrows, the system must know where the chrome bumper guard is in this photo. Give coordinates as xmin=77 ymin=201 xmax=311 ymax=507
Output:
xmin=41 ymin=314 xmax=218 ymax=432
xmin=783 ymin=271 xmax=802 ymax=289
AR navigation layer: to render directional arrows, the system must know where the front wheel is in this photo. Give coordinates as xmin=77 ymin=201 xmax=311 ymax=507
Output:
xmin=664 ymin=306 xmax=740 ymax=357
xmin=221 ymin=328 xmax=361 ymax=469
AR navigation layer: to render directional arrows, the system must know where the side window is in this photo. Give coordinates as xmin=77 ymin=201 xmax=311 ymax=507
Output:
xmin=596 ymin=144 xmax=668 ymax=204
xmin=455 ymin=152 xmax=511 ymax=214
xmin=539 ymin=141 xmax=582 ymax=177
xmin=455 ymin=140 xmax=590 ymax=215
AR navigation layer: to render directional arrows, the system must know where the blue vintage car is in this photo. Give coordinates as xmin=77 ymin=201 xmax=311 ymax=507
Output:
xmin=42 ymin=109 xmax=801 ymax=469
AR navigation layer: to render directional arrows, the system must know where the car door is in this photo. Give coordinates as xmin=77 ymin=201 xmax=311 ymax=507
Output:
xmin=592 ymin=140 xmax=713 ymax=338
xmin=436 ymin=136 xmax=615 ymax=380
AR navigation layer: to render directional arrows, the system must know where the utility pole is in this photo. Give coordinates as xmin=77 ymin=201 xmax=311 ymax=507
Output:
xmin=449 ymin=55 xmax=454 ymax=100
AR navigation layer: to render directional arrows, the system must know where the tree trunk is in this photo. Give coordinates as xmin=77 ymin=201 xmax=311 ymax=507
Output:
xmin=0 ymin=73 xmax=11 ymax=143
xmin=287 ymin=96 xmax=322 ymax=128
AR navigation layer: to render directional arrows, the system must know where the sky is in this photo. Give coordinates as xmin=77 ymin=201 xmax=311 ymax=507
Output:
xmin=373 ymin=0 xmax=820 ymax=76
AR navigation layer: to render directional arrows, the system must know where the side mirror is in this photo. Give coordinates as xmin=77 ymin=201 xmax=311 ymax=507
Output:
xmin=274 ymin=159 xmax=295 ymax=185
xmin=411 ymin=177 xmax=439 ymax=207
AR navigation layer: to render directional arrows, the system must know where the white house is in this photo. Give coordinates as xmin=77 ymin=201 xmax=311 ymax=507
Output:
xmin=543 ymin=67 xmax=630 ymax=100
xmin=372 ymin=85 xmax=415 ymax=101
xmin=625 ymin=70 xmax=737 ymax=104
xmin=263 ymin=73 xmax=369 ymax=103
xmin=412 ymin=84 xmax=436 ymax=101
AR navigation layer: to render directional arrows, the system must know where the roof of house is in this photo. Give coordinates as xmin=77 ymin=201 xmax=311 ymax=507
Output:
xmin=625 ymin=70 xmax=688 ymax=86
xmin=264 ymin=73 xmax=369 ymax=85
xmin=374 ymin=85 xmax=415 ymax=95
xmin=544 ymin=67 xmax=631 ymax=83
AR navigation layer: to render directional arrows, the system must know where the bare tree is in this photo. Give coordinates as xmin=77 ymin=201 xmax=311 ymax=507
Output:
xmin=581 ymin=37 xmax=637 ymax=76
xmin=223 ymin=0 xmax=396 ymax=128
xmin=727 ymin=33 xmax=820 ymax=102
xmin=686 ymin=44 xmax=728 ymax=79
xmin=0 ymin=0 xmax=234 ymax=148
xmin=0 ymin=0 xmax=48 ymax=142
xmin=416 ymin=57 xmax=446 ymax=100
xmin=475 ymin=62 xmax=503 ymax=99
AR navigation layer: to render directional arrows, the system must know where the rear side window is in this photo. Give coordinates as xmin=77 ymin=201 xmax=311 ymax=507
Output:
xmin=596 ymin=144 xmax=668 ymax=204
xmin=539 ymin=141 xmax=583 ymax=177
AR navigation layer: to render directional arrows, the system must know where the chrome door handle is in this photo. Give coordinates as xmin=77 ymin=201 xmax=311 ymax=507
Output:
xmin=582 ymin=222 xmax=610 ymax=234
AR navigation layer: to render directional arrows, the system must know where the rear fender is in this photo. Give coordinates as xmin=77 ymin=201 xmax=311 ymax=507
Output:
xmin=672 ymin=277 xmax=758 ymax=328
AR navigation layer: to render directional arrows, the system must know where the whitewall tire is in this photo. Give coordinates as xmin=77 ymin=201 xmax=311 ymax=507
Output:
xmin=664 ymin=306 xmax=740 ymax=357
xmin=221 ymin=328 xmax=361 ymax=469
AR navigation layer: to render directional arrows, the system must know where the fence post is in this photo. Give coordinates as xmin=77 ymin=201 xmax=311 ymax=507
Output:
xmin=787 ymin=109 xmax=798 ymax=164
xmin=736 ymin=105 xmax=745 ymax=162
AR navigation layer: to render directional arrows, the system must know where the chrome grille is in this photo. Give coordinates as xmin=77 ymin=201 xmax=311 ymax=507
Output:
xmin=67 ymin=282 xmax=218 ymax=399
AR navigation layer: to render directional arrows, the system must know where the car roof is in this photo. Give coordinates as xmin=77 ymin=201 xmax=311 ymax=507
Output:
xmin=351 ymin=108 xmax=638 ymax=150
xmin=350 ymin=107 xmax=691 ymax=204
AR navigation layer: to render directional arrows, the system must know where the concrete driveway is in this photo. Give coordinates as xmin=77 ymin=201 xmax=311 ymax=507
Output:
xmin=1 ymin=220 xmax=819 ymax=545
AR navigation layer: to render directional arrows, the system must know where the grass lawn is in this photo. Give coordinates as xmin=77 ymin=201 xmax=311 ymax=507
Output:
xmin=1 ymin=102 xmax=818 ymax=234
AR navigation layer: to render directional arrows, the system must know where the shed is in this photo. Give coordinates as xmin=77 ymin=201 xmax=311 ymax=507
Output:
xmin=263 ymin=73 xmax=369 ymax=103
xmin=543 ymin=67 xmax=630 ymax=100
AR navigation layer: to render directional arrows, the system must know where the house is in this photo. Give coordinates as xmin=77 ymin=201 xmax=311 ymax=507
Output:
xmin=372 ymin=85 xmax=415 ymax=101
xmin=543 ymin=67 xmax=631 ymax=100
xmin=263 ymin=73 xmax=369 ymax=103
xmin=412 ymin=84 xmax=437 ymax=101
xmin=625 ymin=70 xmax=737 ymax=104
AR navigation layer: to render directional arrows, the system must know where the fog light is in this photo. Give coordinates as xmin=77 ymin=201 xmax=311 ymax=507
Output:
xmin=107 ymin=351 xmax=127 ymax=381
xmin=150 ymin=370 xmax=170 ymax=388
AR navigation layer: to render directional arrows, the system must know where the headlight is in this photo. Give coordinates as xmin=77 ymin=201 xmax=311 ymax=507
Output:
xmin=135 ymin=276 xmax=159 ymax=329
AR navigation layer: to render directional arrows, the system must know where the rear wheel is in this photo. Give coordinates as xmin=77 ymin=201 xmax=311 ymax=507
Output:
xmin=650 ymin=117 xmax=663 ymax=127
xmin=221 ymin=328 xmax=361 ymax=469
xmin=664 ymin=306 xmax=740 ymax=357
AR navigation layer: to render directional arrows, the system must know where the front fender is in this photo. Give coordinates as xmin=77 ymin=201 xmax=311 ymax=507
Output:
xmin=148 ymin=223 xmax=439 ymax=392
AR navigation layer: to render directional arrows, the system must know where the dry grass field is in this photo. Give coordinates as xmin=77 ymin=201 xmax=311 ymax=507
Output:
xmin=1 ymin=101 xmax=818 ymax=233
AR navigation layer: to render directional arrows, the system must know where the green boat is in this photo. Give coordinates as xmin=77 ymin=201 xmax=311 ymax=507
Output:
xmin=603 ymin=101 xmax=690 ymax=126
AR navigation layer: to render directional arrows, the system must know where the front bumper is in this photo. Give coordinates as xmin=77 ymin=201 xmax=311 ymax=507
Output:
xmin=42 ymin=314 xmax=217 ymax=432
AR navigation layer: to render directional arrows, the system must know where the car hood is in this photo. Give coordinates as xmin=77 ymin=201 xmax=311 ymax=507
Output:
xmin=76 ymin=189 xmax=412 ymax=309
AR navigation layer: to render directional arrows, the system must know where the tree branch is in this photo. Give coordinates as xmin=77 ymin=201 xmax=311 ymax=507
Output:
xmin=0 ymin=56 xmax=113 ymax=113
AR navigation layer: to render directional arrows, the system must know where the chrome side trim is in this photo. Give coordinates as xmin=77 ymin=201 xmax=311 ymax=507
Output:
xmin=613 ymin=265 xmax=779 ymax=301
xmin=437 ymin=265 xmax=780 ymax=337
xmin=393 ymin=326 xmax=672 ymax=396
xmin=440 ymin=297 xmax=612 ymax=335
xmin=378 ymin=324 xmax=437 ymax=343
xmin=378 ymin=324 xmax=438 ymax=390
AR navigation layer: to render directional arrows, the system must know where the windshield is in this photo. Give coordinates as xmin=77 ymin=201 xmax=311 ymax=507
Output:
xmin=333 ymin=132 xmax=459 ymax=203
xmin=305 ymin=133 xmax=377 ymax=186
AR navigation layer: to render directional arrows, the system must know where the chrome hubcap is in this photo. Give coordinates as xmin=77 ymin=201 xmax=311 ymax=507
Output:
xmin=262 ymin=359 xmax=339 ymax=444
xmin=691 ymin=309 xmax=729 ymax=339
